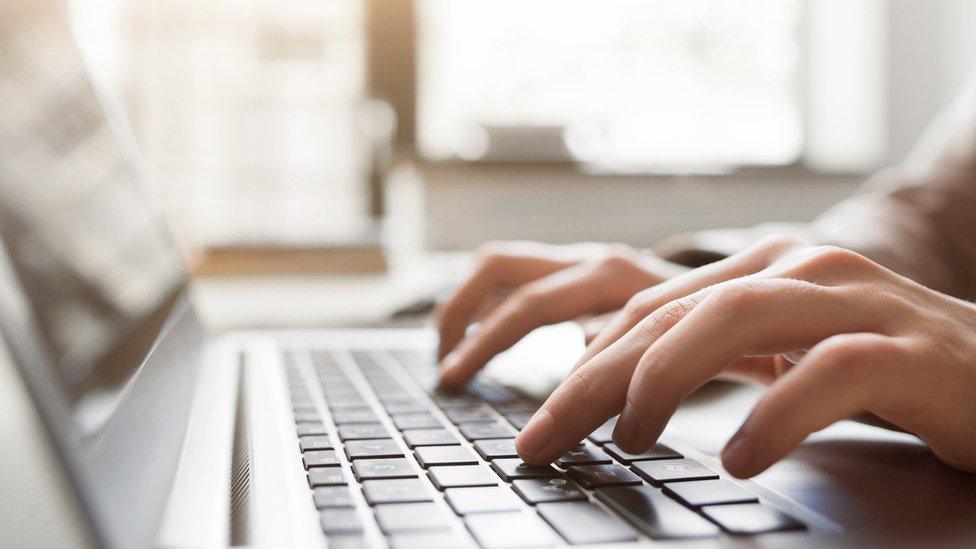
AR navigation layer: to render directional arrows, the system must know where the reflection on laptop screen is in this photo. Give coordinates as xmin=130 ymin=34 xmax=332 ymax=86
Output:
xmin=0 ymin=1 xmax=184 ymax=431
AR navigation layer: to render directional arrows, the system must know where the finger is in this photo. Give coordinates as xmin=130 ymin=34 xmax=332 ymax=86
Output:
xmin=721 ymin=333 xmax=900 ymax=478
xmin=615 ymin=278 xmax=882 ymax=454
xmin=438 ymin=262 xmax=637 ymax=390
xmin=515 ymin=290 xmax=709 ymax=464
xmin=580 ymin=310 xmax=620 ymax=343
xmin=436 ymin=251 xmax=573 ymax=359
xmin=574 ymin=234 xmax=803 ymax=370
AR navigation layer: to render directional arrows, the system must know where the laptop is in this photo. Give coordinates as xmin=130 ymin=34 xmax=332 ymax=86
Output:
xmin=2 ymin=1 xmax=976 ymax=548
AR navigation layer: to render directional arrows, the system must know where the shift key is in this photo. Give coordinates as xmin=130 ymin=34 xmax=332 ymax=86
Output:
xmin=596 ymin=485 xmax=719 ymax=539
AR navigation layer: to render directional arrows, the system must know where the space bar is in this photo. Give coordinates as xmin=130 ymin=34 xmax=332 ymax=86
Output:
xmin=596 ymin=485 xmax=719 ymax=539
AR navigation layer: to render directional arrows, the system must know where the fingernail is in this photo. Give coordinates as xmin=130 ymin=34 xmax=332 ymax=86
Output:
xmin=516 ymin=409 xmax=553 ymax=462
xmin=613 ymin=406 xmax=638 ymax=451
xmin=722 ymin=432 xmax=756 ymax=477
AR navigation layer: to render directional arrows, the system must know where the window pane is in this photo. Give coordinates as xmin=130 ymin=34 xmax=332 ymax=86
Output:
xmin=419 ymin=0 xmax=802 ymax=168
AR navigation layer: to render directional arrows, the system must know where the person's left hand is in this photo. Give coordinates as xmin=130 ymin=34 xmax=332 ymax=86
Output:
xmin=515 ymin=235 xmax=976 ymax=478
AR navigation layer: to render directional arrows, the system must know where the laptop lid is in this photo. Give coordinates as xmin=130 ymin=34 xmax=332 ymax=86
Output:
xmin=0 ymin=2 xmax=203 ymax=547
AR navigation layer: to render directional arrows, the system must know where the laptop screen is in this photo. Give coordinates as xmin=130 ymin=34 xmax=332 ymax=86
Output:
xmin=0 ymin=1 xmax=185 ymax=432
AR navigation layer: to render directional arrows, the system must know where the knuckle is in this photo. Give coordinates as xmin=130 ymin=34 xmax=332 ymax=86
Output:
xmin=804 ymin=245 xmax=873 ymax=272
xmin=622 ymin=289 xmax=657 ymax=318
xmin=706 ymin=280 xmax=768 ymax=316
xmin=564 ymin=368 xmax=596 ymax=400
xmin=597 ymin=245 xmax=640 ymax=271
xmin=647 ymin=296 xmax=698 ymax=338
xmin=755 ymin=233 xmax=805 ymax=255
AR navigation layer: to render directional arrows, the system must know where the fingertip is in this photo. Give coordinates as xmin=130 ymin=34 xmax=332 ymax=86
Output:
xmin=721 ymin=432 xmax=761 ymax=478
xmin=516 ymin=409 xmax=553 ymax=465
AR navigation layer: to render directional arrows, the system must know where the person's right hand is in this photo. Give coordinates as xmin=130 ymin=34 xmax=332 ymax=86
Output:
xmin=436 ymin=241 xmax=689 ymax=390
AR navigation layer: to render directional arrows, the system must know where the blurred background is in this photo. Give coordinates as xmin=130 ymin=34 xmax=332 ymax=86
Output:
xmin=63 ymin=0 xmax=976 ymax=278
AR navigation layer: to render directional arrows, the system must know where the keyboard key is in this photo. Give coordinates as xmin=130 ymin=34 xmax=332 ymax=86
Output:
xmin=338 ymin=423 xmax=390 ymax=441
xmin=414 ymin=445 xmax=479 ymax=468
xmin=319 ymin=508 xmax=362 ymax=534
xmin=403 ymin=429 xmax=460 ymax=448
xmin=597 ymin=485 xmax=719 ymax=539
xmin=293 ymin=411 xmax=321 ymax=423
xmin=328 ymin=400 xmax=372 ymax=411
xmin=458 ymin=422 xmax=518 ymax=441
xmin=664 ymin=479 xmax=758 ymax=507
xmin=632 ymin=459 xmax=718 ymax=485
xmin=445 ymin=487 xmax=522 ymax=514
xmin=303 ymin=450 xmax=340 ymax=469
xmin=512 ymin=478 xmax=587 ymax=504
xmin=293 ymin=404 xmax=318 ymax=415
xmin=327 ymin=535 xmax=366 ymax=549
xmin=701 ymin=503 xmax=805 ymax=535
xmin=465 ymin=511 xmax=556 ymax=548
xmin=352 ymin=458 xmax=418 ymax=480
xmin=384 ymin=400 xmax=430 ymax=414
xmin=587 ymin=417 xmax=618 ymax=444
xmin=504 ymin=412 xmax=535 ymax=430
xmin=308 ymin=467 xmax=348 ymax=487
xmin=325 ymin=394 xmax=369 ymax=407
xmin=378 ymin=390 xmax=415 ymax=402
xmin=331 ymin=409 xmax=380 ymax=424
xmin=445 ymin=406 xmax=496 ymax=424
xmin=389 ymin=531 xmax=474 ymax=549
xmin=473 ymin=439 xmax=519 ymax=460
xmin=393 ymin=413 xmax=443 ymax=430
xmin=374 ymin=502 xmax=452 ymax=534
xmin=428 ymin=465 xmax=498 ymax=490
xmin=312 ymin=486 xmax=353 ymax=508
xmin=490 ymin=458 xmax=560 ymax=481
xmin=568 ymin=464 xmax=641 ymax=489
xmin=362 ymin=478 xmax=433 ymax=505
xmin=432 ymin=394 xmax=481 ymax=408
xmin=299 ymin=436 xmax=333 ymax=451
xmin=604 ymin=442 xmax=682 ymax=464
xmin=538 ymin=501 xmax=638 ymax=544
xmin=345 ymin=439 xmax=403 ymax=460
xmin=297 ymin=423 xmax=329 ymax=437
xmin=556 ymin=443 xmax=611 ymax=468
xmin=492 ymin=400 xmax=538 ymax=413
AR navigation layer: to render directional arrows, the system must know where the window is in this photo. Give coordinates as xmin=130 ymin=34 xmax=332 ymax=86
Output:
xmin=418 ymin=0 xmax=803 ymax=169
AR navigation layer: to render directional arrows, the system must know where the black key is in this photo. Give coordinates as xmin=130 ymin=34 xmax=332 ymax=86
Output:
xmin=344 ymin=439 xmax=403 ymax=460
xmin=384 ymin=400 xmax=430 ymax=414
xmin=473 ymin=439 xmax=518 ymax=460
xmin=352 ymin=458 xmax=418 ymax=480
xmin=492 ymin=400 xmax=538 ymax=413
xmin=567 ymin=464 xmax=641 ymax=489
xmin=428 ymin=465 xmax=498 ymax=490
xmin=701 ymin=503 xmax=805 ymax=535
xmin=389 ymin=531 xmax=474 ymax=549
xmin=465 ymin=511 xmax=556 ymax=548
xmin=604 ymin=442 xmax=682 ymax=464
xmin=312 ymin=486 xmax=353 ymax=508
xmin=664 ymin=479 xmax=758 ymax=507
xmin=444 ymin=406 xmax=496 ymax=424
xmin=308 ymin=467 xmax=348 ymax=487
xmin=338 ymin=423 xmax=389 ymax=441
xmin=596 ymin=485 xmax=719 ymax=539
xmin=320 ymin=508 xmax=362 ymax=534
xmin=512 ymin=478 xmax=587 ymax=504
xmin=297 ymin=423 xmax=329 ymax=437
xmin=362 ymin=478 xmax=433 ymax=505
xmin=556 ymin=443 xmax=611 ymax=468
xmin=587 ymin=417 xmax=618 ymax=444
xmin=303 ymin=450 xmax=340 ymax=468
xmin=432 ymin=394 xmax=481 ymax=408
xmin=403 ymin=428 xmax=460 ymax=448
xmin=299 ymin=436 xmax=333 ymax=451
xmin=458 ymin=422 xmax=518 ymax=441
xmin=490 ymin=458 xmax=560 ymax=481
xmin=501 ymin=411 xmax=533 ymax=430
xmin=374 ymin=502 xmax=452 ymax=534
xmin=538 ymin=501 xmax=638 ymax=544
xmin=331 ymin=409 xmax=380 ymax=424
xmin=293 ymin=411 xmax=321 ymax=423
xmin=445 ymin=487 xmax=522 ymax=514
xmin=392 ymin=413 xmax=442 ymax=430
xmin=414 ymin=445 xmax=479 ymax=468
xmin=632 ymin=459 xmax=718 ymax=485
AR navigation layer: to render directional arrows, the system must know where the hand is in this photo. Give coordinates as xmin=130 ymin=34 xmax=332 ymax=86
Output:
xmin=436 ymin=241 xmax=688 ymax=390
xmin=515 ymin=235 xmax=976 ymax=478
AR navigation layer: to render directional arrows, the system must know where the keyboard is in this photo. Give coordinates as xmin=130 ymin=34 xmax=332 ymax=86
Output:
xmin=284 ymin=348 xmax=806 ymax=548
